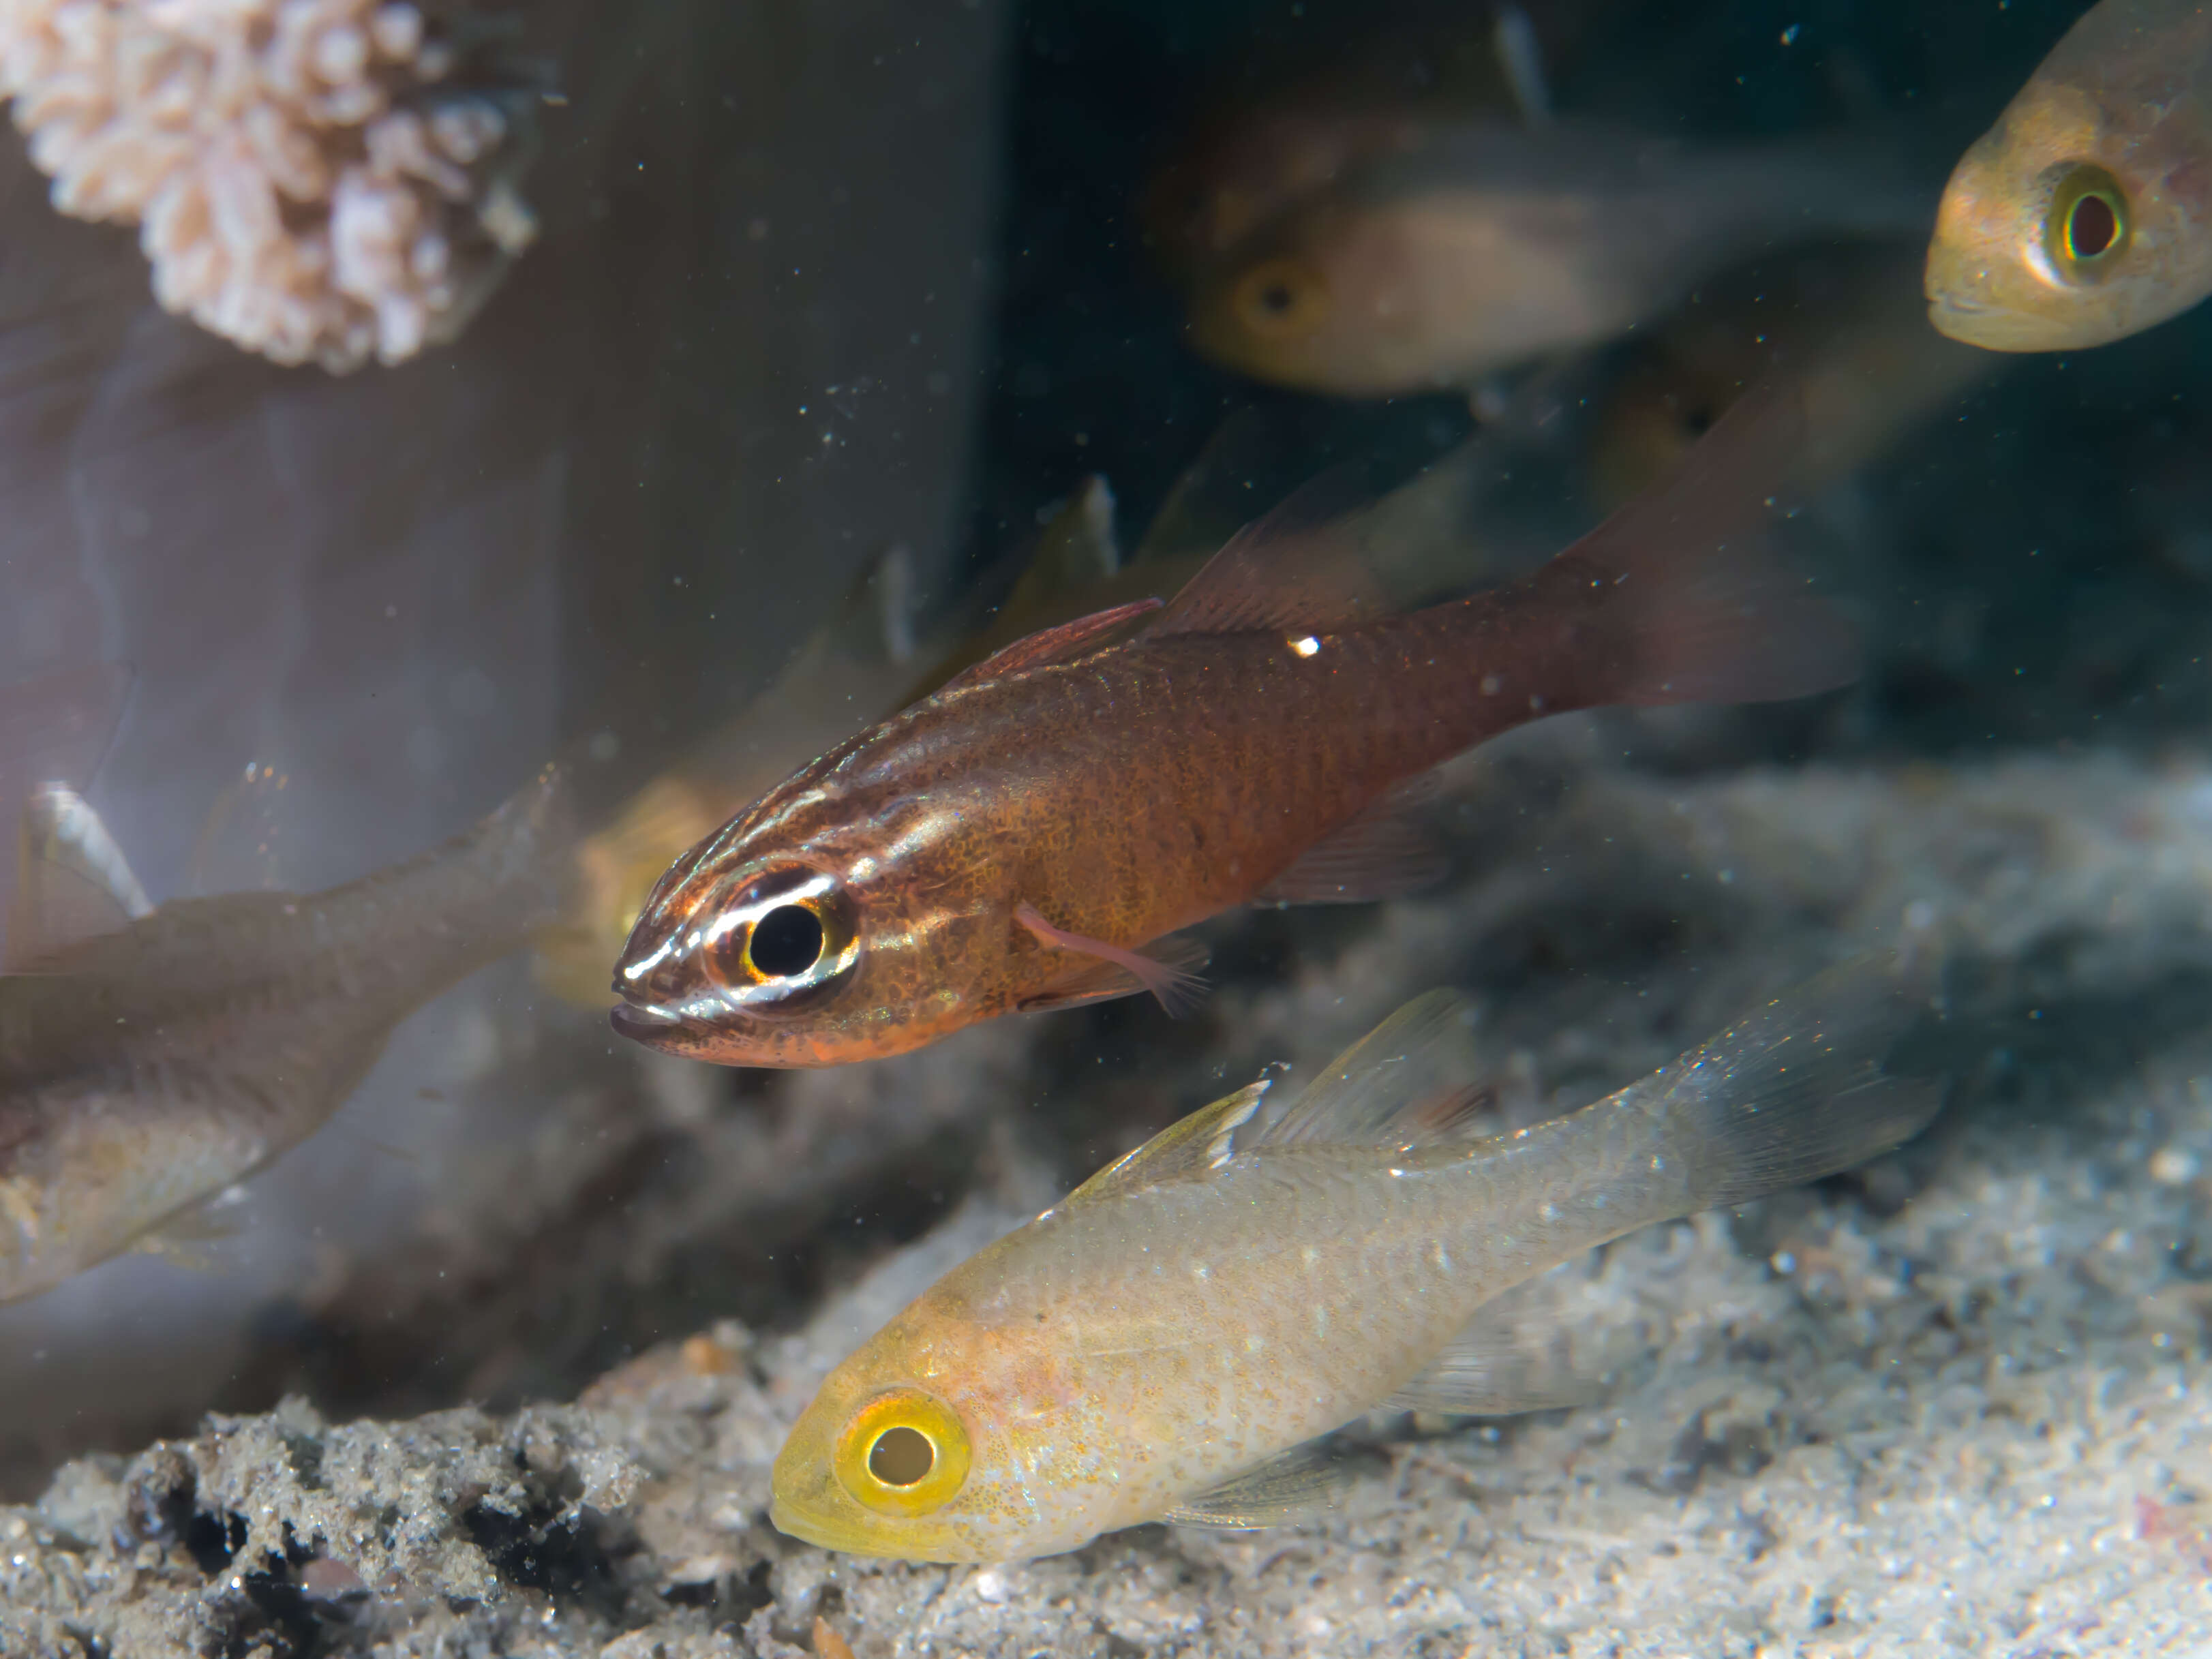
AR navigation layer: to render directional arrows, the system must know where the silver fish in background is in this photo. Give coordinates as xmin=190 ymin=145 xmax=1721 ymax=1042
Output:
xmin=1185 ymin=122 xmax=1937 ymax=395
xmin=0 ymin=763 xmax=574 ymax=1304
xmin=770 ymin=949 xmax=1945 ymax=1562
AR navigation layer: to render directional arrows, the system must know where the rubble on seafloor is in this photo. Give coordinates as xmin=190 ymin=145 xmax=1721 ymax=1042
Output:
xmin=3 ymin=742 xmax=2212 ymax=1656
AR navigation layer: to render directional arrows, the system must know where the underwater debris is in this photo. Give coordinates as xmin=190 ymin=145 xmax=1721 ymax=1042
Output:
xmin=0 ymin=0 xmax=540 ymax=371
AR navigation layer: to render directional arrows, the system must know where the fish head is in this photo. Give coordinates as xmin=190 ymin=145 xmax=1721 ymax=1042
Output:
xmin=770 ymin=1277 xmax=1136 ymax=1564
xmin=609 ymin=770 xmax=1001 ymax=1067
xmin=1925 ymin=78 xmax=2207 ymax=352
xmin=1185 ymin=191 xmax=1462 ymax=395
xmin=1185 ymin=182 xmax=1555 ymax=394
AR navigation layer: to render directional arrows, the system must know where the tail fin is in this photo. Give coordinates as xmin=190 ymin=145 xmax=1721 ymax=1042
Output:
xmin=1656 ymin=947 xmax=1946 ymax=1211
xmin=1538 ymin=382 xmax=1861 ymax=708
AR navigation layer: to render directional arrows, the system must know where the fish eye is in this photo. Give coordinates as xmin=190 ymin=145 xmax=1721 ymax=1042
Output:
xmin=2043 ymin=163 xmax=2131 ymax=280
xmin=747 ymin=903 xmax=825 ymax=978
xmin=1231 ymin=256 xmax=1328 ymax=339
xmin=834 ymin=1386 xmax=972 ymax=1517
xmin=868 ymin=1425 xmax=934 ymax=1485
xmin=698 ymin=870 xmax=858 ymax=1001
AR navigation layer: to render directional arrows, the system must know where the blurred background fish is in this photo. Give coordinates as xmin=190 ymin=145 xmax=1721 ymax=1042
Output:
xmin=0 ymin=763 xmax=572 ymax=1305
xmin=1140 ymin=0 xmax=1614 ymax=275
xmin=1585 ymin=243 xmax=1995 ymax=508
xmin=1926 ymin=0 xmax=2212 ymax=352
xmin=1183 ymin=121 xmax=1938 ymax=395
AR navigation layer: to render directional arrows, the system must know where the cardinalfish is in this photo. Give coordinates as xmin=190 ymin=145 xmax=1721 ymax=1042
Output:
xmin=1184 ymin=121 xmax=1937 ymax=396
xmin=1925 ymin=0 xmax=2212 ymax=352
xmin=768 ymin=950 xmax=1945 ymax=1562
xmin=1142 ymin=1 xmax=1592 ymax=275
xmin=0 ymin=764 xmax=571 ymax=1303
xmin=536 ymin=481 xmax=1194 ymax=1007
xmin=610 ymin=389 xmax=1859 ymax=1069
xmin=1587 ymin=245 xmax=1993 ymax=509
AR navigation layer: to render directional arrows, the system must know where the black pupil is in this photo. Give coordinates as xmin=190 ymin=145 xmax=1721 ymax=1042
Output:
xmin=1259 ymin=279 xmax=1296 ymax=314
xmin=2070 ymin=192 xmax=2118 ymax=258
xmin=748 ymin=904 xmax=825 ymax=977
xmin=869 ymin=1425 xmax=935 ymax=1486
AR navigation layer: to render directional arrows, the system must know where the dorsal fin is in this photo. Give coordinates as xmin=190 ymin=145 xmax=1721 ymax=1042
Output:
xmin=1059 ymin=1080 xmax=1271 ymax=1209
xmin=933 ymin=598 xmax=1164 ymax=697
xmin=1258 ymin=989 xmax=1496 ymax=1151
xmin=1007 ymin=476 xmax=1121 ymax=609
xmin=5 ymin=785 xmax=153 ymax=967
xmin=1145 ymin=472 xmax=1393 ymax=638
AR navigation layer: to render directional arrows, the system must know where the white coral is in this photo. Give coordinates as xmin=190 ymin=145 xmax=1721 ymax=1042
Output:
xmin=0 ymin=0 xmax=536 ymax=371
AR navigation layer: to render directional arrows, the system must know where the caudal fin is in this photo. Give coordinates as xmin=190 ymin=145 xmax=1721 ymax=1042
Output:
xmin=1539 ymin=382 xmax=1861 ymax=709
xmin=1658 ymin=947 xmax=1947 ymax=1212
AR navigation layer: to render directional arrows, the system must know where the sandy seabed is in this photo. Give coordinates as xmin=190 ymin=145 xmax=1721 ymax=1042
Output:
xmin=5 ymin=745 xmax=2211 ymax=1658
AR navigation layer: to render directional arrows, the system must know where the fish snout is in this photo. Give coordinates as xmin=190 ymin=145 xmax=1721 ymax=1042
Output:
xmin=608 ymin=1001 xmax=685 ymax=1050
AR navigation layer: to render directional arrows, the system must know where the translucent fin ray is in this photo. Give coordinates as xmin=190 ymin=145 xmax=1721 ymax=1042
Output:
xmin=1254 ymin=788 xmax=1450 ymax=906
xmin=1384 ymin=1278 xmax=1610 ymax=1416
xmin=936 ymin=600 xmax=1164 ymax=697
xmin=1060 ymin=1080 xmax=1272 ymax=1209
xmin=1014 ymin=905 xmax=1207 ymax=1015
xmin=1147 ymin=472 xmax=1393 ymax=638
xmin=7 ymin=785 xmax=151 ymax=968
xmin=1658 ymin=947 xmax=1948 ymax=1210
xmin=1258 ymin=989 xmax=1496 ymax=1151
xmin=1164 ymin=1438 xmax=1373 ymax=1529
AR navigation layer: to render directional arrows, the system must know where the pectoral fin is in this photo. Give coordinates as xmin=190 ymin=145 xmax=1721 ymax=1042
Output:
xmin=1383 ymin=1277 xmax=1610 ymax=1416
xmin=1014 ymin=904 xmax=1208 ymax=1016
xmin=1165 ymin=1438 xmax=1378 ymax=1529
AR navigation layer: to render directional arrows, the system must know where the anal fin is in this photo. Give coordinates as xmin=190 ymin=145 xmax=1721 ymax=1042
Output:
xmin=1164 ymin=1438 xmax=1378 ymax=1529
xmin=1014 ymin=905 xmax=1208 ymax=1016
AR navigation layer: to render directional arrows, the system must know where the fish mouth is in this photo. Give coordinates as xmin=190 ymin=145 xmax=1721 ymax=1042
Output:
xmin=608 ymin=1001 xmax=685 ymax=1046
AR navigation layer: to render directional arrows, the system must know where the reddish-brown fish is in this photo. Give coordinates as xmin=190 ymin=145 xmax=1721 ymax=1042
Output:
xmin=611 ymin=395 xmax=1856 ymax=1067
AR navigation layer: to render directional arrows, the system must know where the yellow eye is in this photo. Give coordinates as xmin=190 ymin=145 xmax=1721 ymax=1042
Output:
xmin=2044 ymin=163 xmax=2130 ymax=279
xmin=832 ymin=1387 xmax=972 ymax=1517
xmin=1230 ymin=256 xmax=1329 ymax=339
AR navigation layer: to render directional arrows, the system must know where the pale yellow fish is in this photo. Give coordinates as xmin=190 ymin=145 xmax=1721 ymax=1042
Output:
xmin=1185 ymin=123 xmax=1934 ymax=395
xmin=0 ymin=765 xmax=571 ymax=1303
xmin=1926 ymin=0 xmax=2212 ymax=350
xmin=770 ymin=952 xmax=1943 ymax=1562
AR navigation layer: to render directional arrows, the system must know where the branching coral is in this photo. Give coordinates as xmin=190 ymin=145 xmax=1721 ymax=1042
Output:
xmin=0 ymin=1 xmax=539 ymax=371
